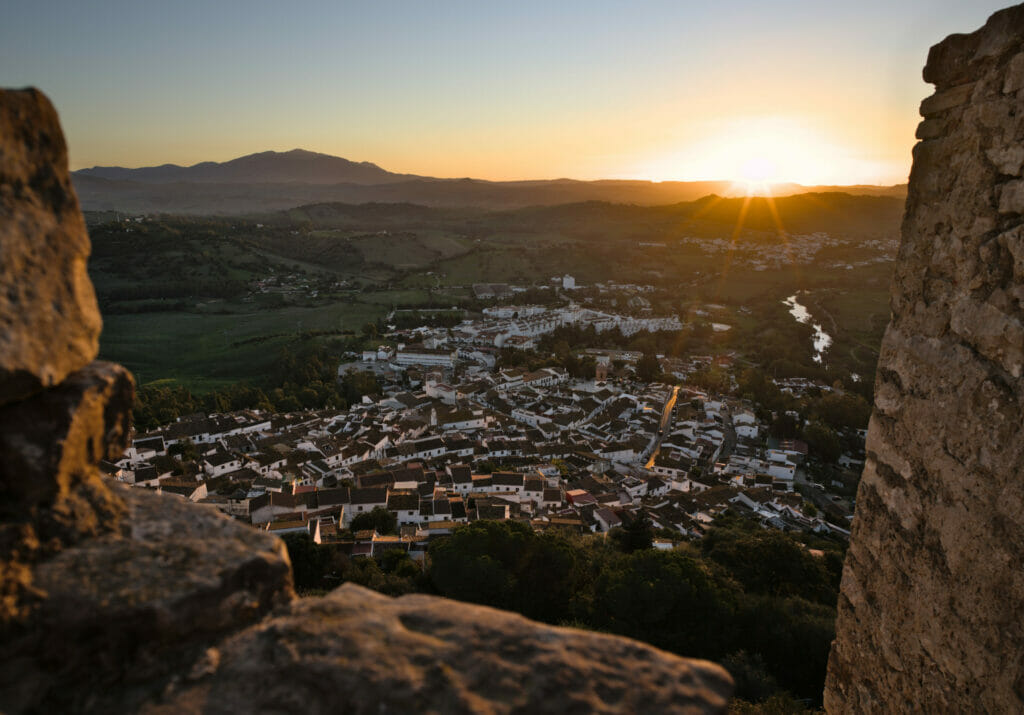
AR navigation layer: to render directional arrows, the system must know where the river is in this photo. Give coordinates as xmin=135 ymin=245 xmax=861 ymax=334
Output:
xmin=783 ymin=293 xmax=832 ymax=364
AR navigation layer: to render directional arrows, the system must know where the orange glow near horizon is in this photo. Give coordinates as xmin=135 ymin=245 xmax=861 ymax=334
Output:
xmin=626 ymin=116 xmax=902 ymax=188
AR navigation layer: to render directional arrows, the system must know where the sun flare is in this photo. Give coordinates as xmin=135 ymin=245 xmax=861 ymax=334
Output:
xmin=737 ymin=156 xmax=781 ymax=194
xmin=740 ymin=156 xmax=779 ymax=184
xmin=632 ymin=116 xmax=894 ymax=189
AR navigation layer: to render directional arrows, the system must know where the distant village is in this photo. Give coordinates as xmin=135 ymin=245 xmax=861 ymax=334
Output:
xmin=110 ymin=275 xmax=859 ymax=559
xmin=679 ymin=231 xmax=898 ymax=271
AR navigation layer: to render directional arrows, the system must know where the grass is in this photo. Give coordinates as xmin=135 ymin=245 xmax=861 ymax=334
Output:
xmin=99 ymin=300 xmax=385 ymax=389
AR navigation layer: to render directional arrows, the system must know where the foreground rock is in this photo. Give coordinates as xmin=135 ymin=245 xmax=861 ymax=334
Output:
xmin=0 ymin=88 xmax=101 ymax=405
xmin=146 ymin=583 xmax=733 ymax=714
xmin=0 ymin=361 xmax=132 ymax=623
xmin=825 ymin=5 xmax=1024 ymax=712
xmin=0 ymin=484 xmax=295 ymax=713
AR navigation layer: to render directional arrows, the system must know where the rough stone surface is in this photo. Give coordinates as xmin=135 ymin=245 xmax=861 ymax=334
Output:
xmin=0 ymin=360 xmax=132 ymax=622
xmin=145 ymin=583 xmax=733 ymax=715
xmin=0 ymin=484 xmax=295 ymax=713
xmin=0 ymin=88 xmax=101 ymax=405
xmin=825 ymin=5 xmax=1024 ymax=712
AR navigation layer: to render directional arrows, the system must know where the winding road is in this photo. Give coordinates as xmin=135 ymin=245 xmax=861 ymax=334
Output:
xmin=644 ymin=385 xmax=679 ymax=469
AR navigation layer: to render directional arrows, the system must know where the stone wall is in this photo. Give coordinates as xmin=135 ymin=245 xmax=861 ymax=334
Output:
xmin=825 ymin=5 xmax=1024 ymax=712
xmin=0 ymin=88 xmax=732 ymax=713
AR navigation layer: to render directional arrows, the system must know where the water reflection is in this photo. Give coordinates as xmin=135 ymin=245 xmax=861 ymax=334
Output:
xmin=783 ymin=293 xmax=832 ymax=364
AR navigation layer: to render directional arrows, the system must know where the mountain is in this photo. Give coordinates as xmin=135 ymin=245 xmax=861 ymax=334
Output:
xmin=71 ymin=149 xmax=907 ymax=214
xmin=76 ymin=149 xmax=415 ymax=185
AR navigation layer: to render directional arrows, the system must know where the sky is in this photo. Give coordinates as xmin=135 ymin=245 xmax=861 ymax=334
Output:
xmin=0 ymin=1 xmax=1012 ymax=184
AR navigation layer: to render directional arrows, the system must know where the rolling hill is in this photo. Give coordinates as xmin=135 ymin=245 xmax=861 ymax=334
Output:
xmin=72 ymin=149 xmax=907 ymax=214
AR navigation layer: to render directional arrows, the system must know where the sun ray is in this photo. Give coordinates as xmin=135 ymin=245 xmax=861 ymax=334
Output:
xmin=711 ymin=194 xmax=752 ymax=302
xmin=669 ymin=192 xmax=725 ymax=246
xmin=758 ymin=188 xmax=806 ymax=289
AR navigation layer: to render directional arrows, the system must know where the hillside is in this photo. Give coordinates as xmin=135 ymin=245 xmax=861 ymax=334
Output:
xmin=85 ymin=191 xmax=901 ymax=390
xmin=72 ymin=149 xmax=907 ymax=214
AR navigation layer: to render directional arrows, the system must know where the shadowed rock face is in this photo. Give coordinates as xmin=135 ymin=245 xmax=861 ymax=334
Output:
xmin=0 ymin=88 xmax=101 ymax=405
xmin=0 ymin=87 xmax=128 ymax=624
xmin=825 ymin=5 xmax=1024 ymax=713
xmin=145 ymin=584 xmax=734 ymax=715
xmin=0 ymin=361 xmax=132 ymax=622
xmin=1 ymin=485 xmax=295 ymax=713
xmin=0 ymin=87 xmax=733 ymax=713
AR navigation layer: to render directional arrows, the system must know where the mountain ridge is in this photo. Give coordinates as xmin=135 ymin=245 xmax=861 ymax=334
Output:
xmin=72 ymin=148 xmax=908 ymax=214
xmin=76 ymin=148 xmax=414 ymax=185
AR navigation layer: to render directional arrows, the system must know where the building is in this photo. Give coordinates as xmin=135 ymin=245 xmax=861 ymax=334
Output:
xmin=395 ymin=345 xmax=457 ymax=369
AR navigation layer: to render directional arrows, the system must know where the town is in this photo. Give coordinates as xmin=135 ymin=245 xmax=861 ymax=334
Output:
xmin=109 ymin=276 xmax=862 ymax=562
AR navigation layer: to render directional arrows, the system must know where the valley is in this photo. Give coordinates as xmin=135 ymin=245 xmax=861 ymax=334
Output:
xmin=88 ymin=192 xmax=900 ymax=392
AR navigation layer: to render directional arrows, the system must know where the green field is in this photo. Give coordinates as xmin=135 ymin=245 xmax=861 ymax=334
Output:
xmin=99 ymin=301 xmax=383 ymax=389
xmin=86 ymin=195 xmax=897 ymax=391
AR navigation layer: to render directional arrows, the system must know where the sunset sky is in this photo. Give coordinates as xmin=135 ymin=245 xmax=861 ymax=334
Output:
xmin=0 ymin=1 xmax=1010 ymax=184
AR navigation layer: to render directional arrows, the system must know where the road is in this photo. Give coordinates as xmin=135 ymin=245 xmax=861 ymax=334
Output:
xmin=719 ymin=405 xmax=737 ymax=461
xmin=644 ymin=385 xmax=679 ymax=469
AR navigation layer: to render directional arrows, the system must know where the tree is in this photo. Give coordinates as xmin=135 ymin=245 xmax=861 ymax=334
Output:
xmin=810 ymin=393 xmax=872 ymax=432
xmin=281 ymin=533 xmax=333 ymax=591
xmin=350 ymin=506 xmax=397 ymax=535
xmin=168 ymin=438 xmax=199 ymax=463
xmin=803 ymin=422 xmax=842 ymax=464
xmin=720 ymin=650 xmax=783 ymax=703
xmin=692 ymin=366 xmax=730 ymax=393
xmin=428 ymin=521 xmax=528 ymax=609
xmin=380 ymin=548 xmax=420 ymax=578
xmin=701 ymin=526 xmax=835 ymax=605
xmin=611 ymin=510 xmax=654 ymax=553
xmin=339 ymin=370 xmax=380 ymax=405
xmin=636 ymin=351 xmax=661 ymax=383
xmin=590 ymin=549 xmax=737 ymax=657
xmin=770 ymin=412 xmax=801 ymax=440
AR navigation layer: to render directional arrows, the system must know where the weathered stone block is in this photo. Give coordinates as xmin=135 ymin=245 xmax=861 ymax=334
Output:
xmin=0 ymin=360 xmax=132 ymax=522
xmin=1003 ymin=52 xmax=1024 ymax=93
xmin=986 ymin=144 xmax=1024 ymax=175
xmin=924 ymin=5 xmax=1024 ymax=87
xmin=919 ymin=82 xmax=975 ymax=116
xmin=0 ymin=485 xmax=295 ymax=713
xmin=145 ymin=583 xmax=732 ymax=714
xmin=998 ymin=178 xmax=1024 ymax=213
xmin=826 ymin=5 xmax=1024 ymax=712
xmin=0 ymin=88 xmax=101 ymax=405
xmin=915 ymin=117 xmax=945 ymax=140
xmin=0 ymin=360 xmax=133 ymax=625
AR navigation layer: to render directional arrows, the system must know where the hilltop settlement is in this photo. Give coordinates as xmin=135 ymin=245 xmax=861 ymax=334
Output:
xmin=111 ymin=287 xmax=862 ymax=559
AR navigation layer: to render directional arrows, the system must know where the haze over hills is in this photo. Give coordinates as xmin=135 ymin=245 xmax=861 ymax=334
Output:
xmin=278 ymin=192 xmax=905 ymax=241
xmin=72 ymin=149 xmax=908 ymax=214
xmin=76 ymin=149 xmax=415 ymax=185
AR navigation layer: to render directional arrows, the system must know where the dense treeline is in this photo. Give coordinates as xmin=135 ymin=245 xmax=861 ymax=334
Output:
xmin=132 ymin=343 xmax=380 ymax=431
xmin=388 ymin=311 xmax=464 ymax=330
xmin=735 ymin=367 xmax=871 ymax=468
xmin=497 ymin=325 xmax=692 ymax=378
xmin=284 ymin=515 xmax=845 ymax=706
xmin=97 ymin=279 xmax=248 ymax=303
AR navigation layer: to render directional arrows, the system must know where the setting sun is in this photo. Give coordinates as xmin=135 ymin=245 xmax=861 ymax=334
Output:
xmin=629 ymin=116 xmax=901 ymax=188
xmin=740 ymin=156 xmax=780 ymax=184
xmin=737 ymin=156 xmax=781 ymax=193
